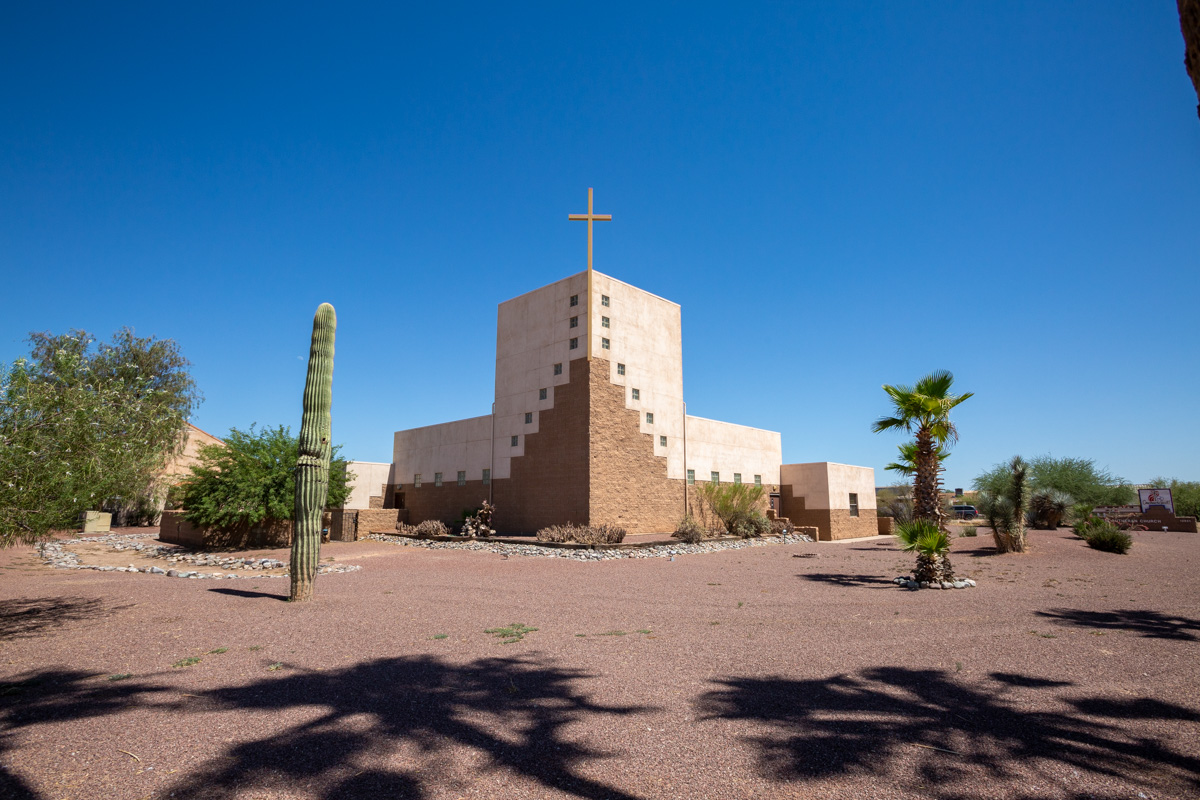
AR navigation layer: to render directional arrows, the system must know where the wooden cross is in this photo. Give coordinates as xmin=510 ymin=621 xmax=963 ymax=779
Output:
xmin=568 ymin=187 xmax=612 ymax=361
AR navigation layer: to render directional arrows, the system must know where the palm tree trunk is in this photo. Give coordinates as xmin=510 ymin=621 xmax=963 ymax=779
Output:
xmin=912 ymin=428 xmax=942 ymax=523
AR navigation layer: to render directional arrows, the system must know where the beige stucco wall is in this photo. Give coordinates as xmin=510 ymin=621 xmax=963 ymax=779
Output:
xmin=781 ymin=462 xmax=877 ymax=510
xmin=392 ymin=415 xmax=494 ymax=485
xmin=160 ymin=423 xmax=224 ymax=485
xmin=684 ymin=415 xmax=781 ymax=485
xmin=342 ymin=461 xmax=394 ymax=510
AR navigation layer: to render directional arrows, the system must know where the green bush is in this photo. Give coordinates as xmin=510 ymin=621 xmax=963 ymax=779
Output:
xmin=960 ymin=526 xmax=977 ymax=537
xmin=1085 ymin=524 xmax=1132 ymax=554
xmin=673 ymin=516 xmax=706 ymax=544
xmin=696 ymin=482 xmax=765 ymax=531
xmin=726 ymin=510 xmax=770 ymax=539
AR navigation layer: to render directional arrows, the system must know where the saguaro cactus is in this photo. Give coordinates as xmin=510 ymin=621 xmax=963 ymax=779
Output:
xmin=289 ymin=303 xmax=336 ymax=602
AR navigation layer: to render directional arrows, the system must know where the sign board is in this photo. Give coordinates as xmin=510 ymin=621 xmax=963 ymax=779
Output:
xmin=1139 ymin=488 xmax=1174 ymax=514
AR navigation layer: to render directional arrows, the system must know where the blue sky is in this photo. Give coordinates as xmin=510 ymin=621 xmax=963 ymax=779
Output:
xmin=2 ymin=2 xmax=1197 ymax=490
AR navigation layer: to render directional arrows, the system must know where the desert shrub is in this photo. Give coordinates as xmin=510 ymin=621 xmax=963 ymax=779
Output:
xmin=1084 ymin=523 xmax=1132 ymax=554
xmin=978 ymin=456 xmax=1030 ymax=553
xmin=770 ymin=518 xmax=793 ymax=535
xmin=960 ymin=526 xmax=977 ymax=537
xmin=535 ymin=523 xmax=626 ymax=544
xmin=896 ymin=519 xmax=954 ymax=583
xmin=673 ymin=516 xmax=706 ymax=544
xmin=1029 ymin=489 xmax=1073 ymax=530
xmin=460 ymin=501 xmax=496 ymax=536
xmin=726 ymin=510 xmax=770 ymax=539
xmin=1068 ymin=502 xmax=1094 ymax=526
xmin=697 ymin=482 xmax=765 ymax=531
xmin=1072 ymin=515 xmax=1109 ymax=540
xmin=414 ymin=520 xmax=449 ymax=538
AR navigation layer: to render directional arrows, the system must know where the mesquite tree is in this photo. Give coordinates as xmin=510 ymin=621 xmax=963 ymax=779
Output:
xmin=872 ymin=371 xmax=973 ymax=525
xmin=289 ymin=303 xmax=336 ymax=602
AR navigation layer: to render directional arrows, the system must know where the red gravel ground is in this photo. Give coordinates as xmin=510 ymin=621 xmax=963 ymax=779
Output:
xmin=1 ymin=528 xmax=1197 ymax=800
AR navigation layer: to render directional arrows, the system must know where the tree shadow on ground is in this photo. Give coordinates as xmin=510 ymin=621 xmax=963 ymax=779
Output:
xmin=795 ymin=573 xmax=895 ymax=588
xmin=206 ymin=587 xmax=288 ymax=601
xmin=0 ymin=657 xmax=652 ymax=800
xmin=1035 ymin=608 xmax=1200 ymax=641
xmin=697 ymin=666 xmax=1200 ymax=799
xmin=0 ymin=597 xmax=123 ymax=639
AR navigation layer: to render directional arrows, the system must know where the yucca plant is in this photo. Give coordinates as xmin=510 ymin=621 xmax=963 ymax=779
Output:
xmin=978 ymin=456 xmax=1030 ymax=553
xmin=1029 ymin=489 xmax=1073 ymax=530
xmin=896 ymin=519 xmax=954 ymax=583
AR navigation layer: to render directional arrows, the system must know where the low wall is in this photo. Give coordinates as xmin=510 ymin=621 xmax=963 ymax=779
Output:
xmin=159 ymin=511 xmax=332 ymax=549
xmin=877 ymin=517 xmax=895 ymax=536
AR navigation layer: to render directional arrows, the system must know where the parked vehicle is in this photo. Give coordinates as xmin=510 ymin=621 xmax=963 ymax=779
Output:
xmin=951 ymin=504 xmax=978 ymax=520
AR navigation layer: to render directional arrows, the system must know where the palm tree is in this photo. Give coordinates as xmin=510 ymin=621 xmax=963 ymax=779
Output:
xmin=873 ymin=371 xmax=973 ymax=524
xmin=885 ymin=441 xmax=950 ymax=479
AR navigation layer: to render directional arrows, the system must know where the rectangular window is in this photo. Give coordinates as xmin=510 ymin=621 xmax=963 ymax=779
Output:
xmin=601 ymin=338 xmax=610 ymax=350
xmin=754 ymin=474 xmax=762 ymax=486
xmin=539 ymin=388 xmax=547 ymax=400
xmin=457 ymin=470 xmax=466 ymax=486
xmin=601 ymin=294 xmax=610 ymax=307
xmin=646 ymin=412 xmax=654 ymax=424
xmin=617 ymin=363 xmax=625 ymax=376
xmin=569 ymin=338 xmax=578 ymax=350
xmin=434 ymin=472 xmax=443 ymax=487
xmin=525 ymin=412 xmax=533 ymax=424
xmin=711 ymin=471 xmax=720 ymax=484
xmin=734 ymin=473 xmax=742 ymax=485
xmin=601 ymin=316 xmax=610 ymax=328
xmin=553 ymin=363 xmax=562 ymax=375
xmin=414 ymin=473 xmax=422 ymax=488
xmin=511 ymin=435 xmax=519 ymax=447
xmin=631 ymin=388 xmax=639 ymax=400
xmin=687 ymin=469 xmax=695 ymax=485
xmin=569 ymin=294 xmax=578 ymax=306
xmin=570 ymin=316 xmax=578 ymax=328
xmin=659 ymin=435 xmax=667 ymax=447
xmin=849 ymin=493 xmax=859 ymax=517
xmin=482 ymin=468 xmax=490 ymax=485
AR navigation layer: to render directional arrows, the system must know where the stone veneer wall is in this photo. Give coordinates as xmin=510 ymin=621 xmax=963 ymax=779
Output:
xmin=779 ymin=489 xmax=879 ymax=541
xmin=402 ymin=481 xmax=492 ymax=528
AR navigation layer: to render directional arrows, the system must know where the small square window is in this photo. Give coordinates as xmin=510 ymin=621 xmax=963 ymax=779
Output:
xmin=553 ymin=363 xmax=562 ymax=376
xmin=754 ymin=474 xmax=762 ymax=486
xmin=511 ymin=435 xmax=519 ymax=447
xmin=482 ymin=468 xmax=490 ymax=485
xmin=601 ymin=316 xmax=609 ymax=328
xmin=617 ymin=363 xmax=625 ymax=376
xmin=631 ymin=388 xmax=639 ymax=400
xmin=414 ymin=473 xmax=422 ymax=488
xmin=539 ymin=388 xmax=547 ymax=400
xmin=659 ymin=435 xmax=667 ymax=447
xmin=711 ymin=471 xmax=720 ymax=484
xmin=569 ymin=316 xmax=578 ymax=328
xmin=687 ymin=469 xmax=695 ymax=485
xmin=646 ymin=412 xmax=654 ymax=424
xmin=525 ymin=412 xmax=533 ymax=424
xmin=734 ymin=473 xmax=742 ymax=485
xmin=457 ymin=470 xmax=466 ymax=486
xmin=569 ymin=338 xmax=578 ymax=350
xmin=569 ymin=294 xmax=578 ymax=307
xmin=849 ymin=493 xmax=859 ymax=517
xmin=601 ymin=295 xmax=609 ymax=307
xmin=434 ymin=472 xmax=443 ymax=487
xmin=601 ymin=338 xmax=610 ymax=350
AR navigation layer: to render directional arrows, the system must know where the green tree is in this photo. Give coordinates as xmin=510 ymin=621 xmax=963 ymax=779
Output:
xmin=872 ymin=371 xmax=973 ymax=524
xmin=179 ymin=425 xmax=351 ymax=532
xmin=0 ymin=329 xmax=199 ymax=546
xmin=974 ymin=455 xmax=1133 ymax=508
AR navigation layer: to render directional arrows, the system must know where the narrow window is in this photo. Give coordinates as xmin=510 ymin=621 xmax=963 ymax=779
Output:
xmin=569 ymin=294 xmax=578 ymax=306
xmin=457 ymin=470 xmax=466 ymax=486
xmin=711 ymin=471 xmax=720 ymax=484
xmin=414 ymin=473 xmax=422 ymax=488
xmin=601 ymin=338 xmax=610 ymax=350
xmin=601 ymin=316 xmax=610 ymax=328
xmin=554 ymin=363 xmax=562 ymax=375
xmin=570 ymin=316 xmax=578 ymax=328
xmin=511 ymin=435 xmax=519 ymax=447
xmin=601 ymin=294 xmax=610 ymax=307
xmin=631 ymin=388 xmax=639 ymax=400
xmin=539 ymin=387 xmax=547 ymax=400
xmin=754 ymin=474 xmax=762 ymax=486
xmin=687 ymin=469 xmax=695 ymax=485
xmin=849 ymin=493 xmax=859 ymax=517
xmin=734 ymin=473 xmax=742 ymax=485
xmin=659 ymin=435 xmax=667 ymax=447
xmin=482 ymin=468 xmax=490 ymax=485
xmin=525 ymin=412 xmax=533 ymax=424
xmin=434 ymin=472 xmax=443 ymax=487
xmin=617 ymin=363 xmax=625 ymax=375
xmin=646 ymin=412 xmax=654 ymax=424
xmin=569 ymin=338 xmax=578 ymax=350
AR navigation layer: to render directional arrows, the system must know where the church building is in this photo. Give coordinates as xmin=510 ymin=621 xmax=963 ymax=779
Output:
xmin=362 ymin=191 xmax=879 ymax=539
